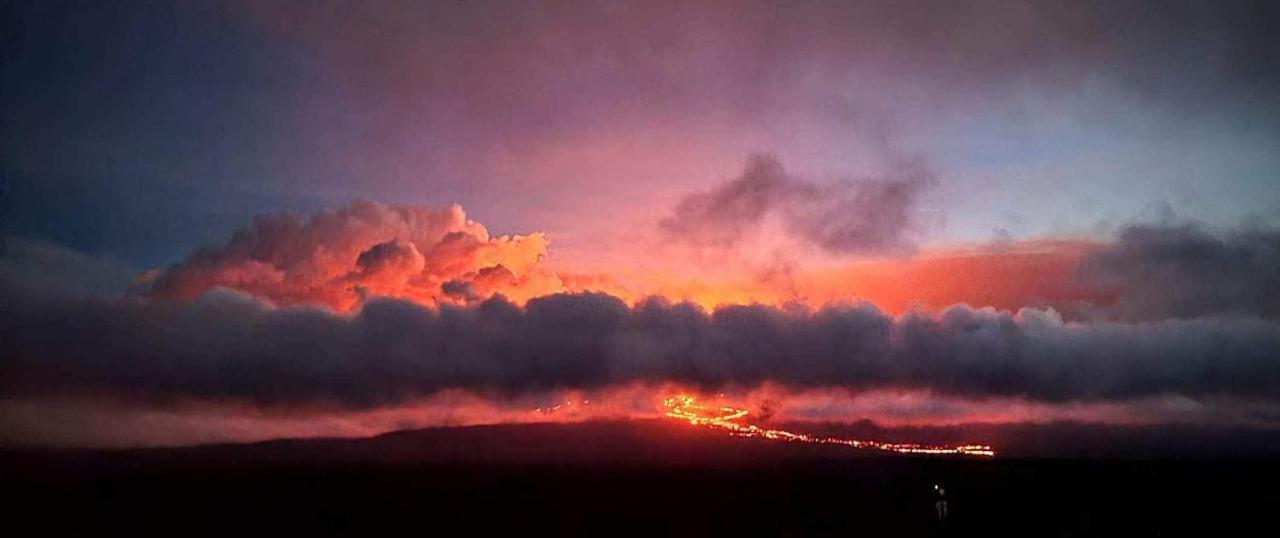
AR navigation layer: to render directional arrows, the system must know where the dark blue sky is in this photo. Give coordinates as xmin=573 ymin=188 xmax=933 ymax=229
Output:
xmin=4 ymin=2 xmax=371 ymax=266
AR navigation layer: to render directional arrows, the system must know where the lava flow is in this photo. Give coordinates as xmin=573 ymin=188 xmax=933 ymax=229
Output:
xmin=663 ymin=395 xmax=996 ymax=457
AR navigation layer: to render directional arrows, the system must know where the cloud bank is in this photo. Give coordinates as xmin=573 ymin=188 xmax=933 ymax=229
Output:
xmin=5 ymin=199 xmax=1279 ymax=430
xmin=1076 ymin=223 xmax=1280 ymax=320
xmin=4 ymin=284 xmax=1277 ymax=408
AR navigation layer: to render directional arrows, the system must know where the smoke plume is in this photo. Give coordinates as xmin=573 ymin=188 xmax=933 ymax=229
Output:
xmin=148 ymin=200 xmax=584 ymax=310
xmin=661 ymin=154 xmax=931 ymax=255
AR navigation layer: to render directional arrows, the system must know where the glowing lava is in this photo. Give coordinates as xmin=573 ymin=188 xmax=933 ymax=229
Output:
xmin=663 ymin=395 xmax=995 ymax=457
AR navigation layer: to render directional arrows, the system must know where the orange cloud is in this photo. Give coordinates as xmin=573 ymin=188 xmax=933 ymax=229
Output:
xmin=150 ymin=200 xmax=616 ymax=310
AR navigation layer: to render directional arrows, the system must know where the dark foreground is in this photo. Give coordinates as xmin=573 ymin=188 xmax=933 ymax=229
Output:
xmin=3 ymin=420 xmax=1277 ymax=537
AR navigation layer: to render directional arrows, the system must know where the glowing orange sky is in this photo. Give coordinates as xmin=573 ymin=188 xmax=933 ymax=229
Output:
xmin=638 ymin=240 xmax=1109 ymax=314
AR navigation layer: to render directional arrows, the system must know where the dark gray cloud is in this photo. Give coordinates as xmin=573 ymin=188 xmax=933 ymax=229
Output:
xmin=660 ymin=154 xmax=931 ymax=255
xmin=1077 ymin=223 xmax=1280 ymax=320
xmin=3 ymin=281 xmax=1277 ymax=408
xmin=0 ymin=238 xmax=139 ymax=299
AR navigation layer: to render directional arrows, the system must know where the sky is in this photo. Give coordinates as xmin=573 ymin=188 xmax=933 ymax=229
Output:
xmin=3 ymin=0 xmax=1280 ymax=448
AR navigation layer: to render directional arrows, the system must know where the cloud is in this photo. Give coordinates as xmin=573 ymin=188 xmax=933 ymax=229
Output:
xmin=7 ymin=206 xmax=1280 ymax=430
xmin=1076 ymin=223 xmax=1280 ymax=320
xmin=661 ymin=154 xmax=932 ymax=255
xmin=147 ymin=200 xmax=589 ymax=310
xmin=0 ymin=237 xmax=140 ymax=298
xmin=4 ymin=281 xmax=1277 ymax=408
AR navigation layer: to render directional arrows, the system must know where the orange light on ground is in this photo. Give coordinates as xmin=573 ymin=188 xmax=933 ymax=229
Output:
xmin=663 ymin=395 xmax=995 ymax=457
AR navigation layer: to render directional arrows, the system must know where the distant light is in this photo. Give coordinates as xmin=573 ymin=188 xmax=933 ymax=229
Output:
xmin=661 ymin=395 xmax=995 ymax=457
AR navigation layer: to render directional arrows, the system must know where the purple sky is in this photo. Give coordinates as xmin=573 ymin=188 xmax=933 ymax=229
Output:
xmin=6 ymin=0 xmax=1279 ymax=270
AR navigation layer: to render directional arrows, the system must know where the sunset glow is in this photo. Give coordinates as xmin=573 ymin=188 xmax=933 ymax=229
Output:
xmin=5 ymin=0 xmax=1279 ymax=454
xmin=7 ymin=2 xmax=1280 ymax=534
